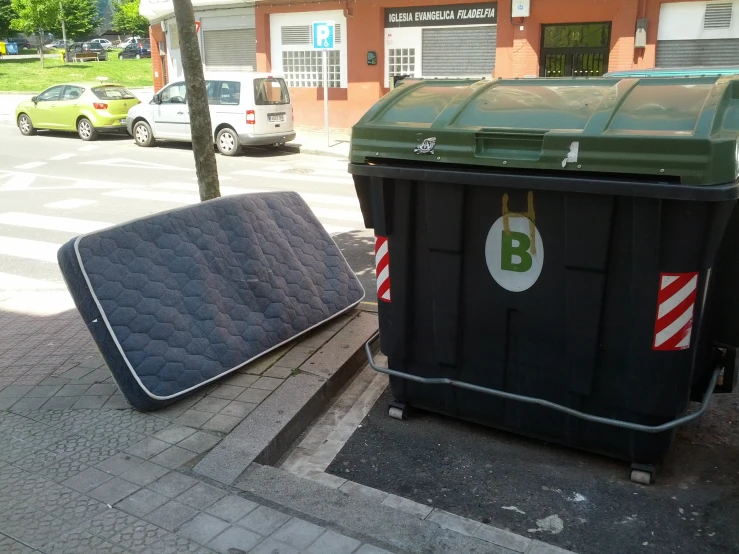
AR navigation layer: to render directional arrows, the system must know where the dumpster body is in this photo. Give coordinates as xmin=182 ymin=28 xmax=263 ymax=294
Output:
xmin=5 ymin=42 xmax=18 ymax=55
xmin=351 ymin=76 xmax=739 ymax=464
xmin=0 ymin=42 xmax=6 ymax=55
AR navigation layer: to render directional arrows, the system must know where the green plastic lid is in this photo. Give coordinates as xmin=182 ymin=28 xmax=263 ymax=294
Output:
xmin=350 ymin=76 xmax=739 ymax=186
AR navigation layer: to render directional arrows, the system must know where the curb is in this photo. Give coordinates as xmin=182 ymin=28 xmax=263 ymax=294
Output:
xmin=283 ymin=144 xmax=349 ymax=159
xmin=236 ymin=464 xmax=577 ymax=554
xmin=195 ymin=310 xmax=378 ymax=485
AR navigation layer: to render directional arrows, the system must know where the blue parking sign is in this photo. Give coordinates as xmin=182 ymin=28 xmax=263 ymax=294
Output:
xmin=313 ymin=21 xmax=335 ymax=49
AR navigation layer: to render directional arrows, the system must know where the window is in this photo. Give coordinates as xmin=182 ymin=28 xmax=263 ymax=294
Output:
xmin=37 ymin=86 xmax=63 ymax=102
xmin=61 ymin=86 xmax=84 ymax=100
xmin=92 ymin=86 xmax=136 ymax=100
xmin=270 ymin=11 xmax=348 ymax=89
xmin=254 ymin=78 xmax=290 ymax=105
xmin=161 ymin=83 xmax=186 ymax=104
xmin=388 ymin=48 xmax=415 ymax=77
xmin=282 ymin=50 xmax=341 ymax=88
xmin=206 ymin=81 xmax=242 ymax=105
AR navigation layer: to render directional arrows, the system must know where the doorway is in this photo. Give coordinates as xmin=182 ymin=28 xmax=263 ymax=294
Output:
xmin=539 ymin=23 xmax=611 ymax=77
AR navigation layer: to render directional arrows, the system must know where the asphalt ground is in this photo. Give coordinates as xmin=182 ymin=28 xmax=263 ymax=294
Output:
xmin=326 ymin=387 xmax=739 ymax=554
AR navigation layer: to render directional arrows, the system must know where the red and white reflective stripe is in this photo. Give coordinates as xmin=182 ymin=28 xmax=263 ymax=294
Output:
xmin=653 ymin=272 xmax=699 ymax=351
xmin=375 ymin=235 xmax=391 ymax=303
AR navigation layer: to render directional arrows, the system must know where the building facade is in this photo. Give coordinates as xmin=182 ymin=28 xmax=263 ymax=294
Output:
xmin=142 ymin=0 xmax=739 ymax=129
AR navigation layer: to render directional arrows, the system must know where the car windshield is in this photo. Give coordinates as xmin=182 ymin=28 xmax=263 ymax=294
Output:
xmin=92 ymin=86 xmax=136 ymax=100
xmin=83 ymin=43 xmax=103 ymax=51
xmin=253 ymin=78 xmax=290 ymax=105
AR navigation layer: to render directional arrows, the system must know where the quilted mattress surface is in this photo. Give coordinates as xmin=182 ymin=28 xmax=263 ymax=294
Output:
xmin=57 ymin=192 xmax=365 ymax=410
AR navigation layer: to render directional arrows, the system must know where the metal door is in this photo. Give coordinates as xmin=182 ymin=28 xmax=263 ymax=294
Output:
xmin=540 ymin=23 xmax=611 ymax=78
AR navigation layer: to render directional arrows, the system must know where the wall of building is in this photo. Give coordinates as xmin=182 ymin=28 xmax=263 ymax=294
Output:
xmin=150 ymin=24 xmax=166 ymax=92
xmin=257 ymin=0 xmax=484 ymax=129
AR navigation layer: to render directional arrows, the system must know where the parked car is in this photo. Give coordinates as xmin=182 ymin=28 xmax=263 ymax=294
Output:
xmin=118 ymin=36 xmax=143 ymax=49
xmin=118 ymin=40 xmax=151 ymax=60
xmin=126 ymin=72 xmax=296 ymax=155
xmin=45 ymin=39 xmax=73 ymax=50
xmin=66 ymin=42 xmax=108 ymax=61
xmin=90 ymin=38 xmax=114 ymax=50
xmin=15 ymin=83 xmax=140 ymax=141
xmin=7 ymin=39 xmax=32 ymax=49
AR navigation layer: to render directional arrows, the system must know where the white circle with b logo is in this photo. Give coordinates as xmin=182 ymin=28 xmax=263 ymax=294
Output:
xmin=485 ymin=215 xmax=544 ymax=292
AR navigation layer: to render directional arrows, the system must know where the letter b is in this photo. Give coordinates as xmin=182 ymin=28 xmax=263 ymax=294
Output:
xmin=501 ymin=231 xmax=532 ymax=272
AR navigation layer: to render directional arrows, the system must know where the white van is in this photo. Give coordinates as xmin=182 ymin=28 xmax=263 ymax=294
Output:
xmin=125 ymin=71 xmax=296 ymax=156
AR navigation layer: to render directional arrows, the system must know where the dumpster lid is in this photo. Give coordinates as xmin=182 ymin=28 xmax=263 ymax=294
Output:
xmin=350 ymin=76 xmax=739 ymax=186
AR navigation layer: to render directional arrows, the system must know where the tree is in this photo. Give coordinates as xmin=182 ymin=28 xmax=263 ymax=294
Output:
xmin=49 ymin=0 xmax=99 ymax=40
xmin=0 ymin=0 xmax=17 ymax=38
xmin=172 ymin=0 xmax=220 ymax=201
xmin=112 ymin=0 xmax=147 ymax=36
xmin=11 ymin=0 xmax=59 ymax=68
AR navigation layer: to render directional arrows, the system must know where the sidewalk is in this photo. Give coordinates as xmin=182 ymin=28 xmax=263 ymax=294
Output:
xmin=291 ymin=128 xmax=350 ymax=159
xmin=0 ymin=300 xmax=575 ymax=554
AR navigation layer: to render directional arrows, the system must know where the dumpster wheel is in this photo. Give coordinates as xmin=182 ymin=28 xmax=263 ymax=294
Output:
xmin=630 ymin=463 xmax=656 ymax=485
xmin=388 ymin=401 xmax=409 ymax=421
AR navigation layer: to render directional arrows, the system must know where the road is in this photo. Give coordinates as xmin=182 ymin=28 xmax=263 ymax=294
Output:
xmin=0 ymin=124 xmax=376 ymax=315
xmin=326 ymin=388 xmax=739 ymax=554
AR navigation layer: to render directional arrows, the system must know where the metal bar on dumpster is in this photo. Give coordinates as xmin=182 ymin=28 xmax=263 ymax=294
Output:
xmin=364 ymin=333 xmax=720 ymax=434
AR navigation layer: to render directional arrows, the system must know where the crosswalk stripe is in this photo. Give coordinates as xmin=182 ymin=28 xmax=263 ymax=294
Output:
xmin=231 ymin=169 xmax=352 ymax=186
xmin=310 ymin=207 xmax=364 ymax=223
xmin=44 ymin=199 xmax=98 ymax=210
xmin=0 ymin=173 xmax=36 ymax=191
xmin=49 ymin=153 xmax=76 ymax=161
xmin=152 ymin=182 xmax=269 ymax=196
xmin=0 ymin=272 xmax=67 ymax=291
xmin=324 ymin=225 xmax=354 ymax=235
xmin=15 ymin=161 xmax=46 ymax=170
xmin=103 ymin=189 xmax=199 ymax=204
xmin=299 ymin=192 xmax=360 ymax=208
xmin=0 ymin=212 xmax=111 ymax=233
xmin=0 ymin=236 xmax=60 ymax=263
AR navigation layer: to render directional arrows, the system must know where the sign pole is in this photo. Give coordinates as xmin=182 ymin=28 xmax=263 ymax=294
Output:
xmin=323 ymin=49 xmax=329 ymax=147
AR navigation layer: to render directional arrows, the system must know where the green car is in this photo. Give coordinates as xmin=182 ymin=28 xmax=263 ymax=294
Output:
xmin=15 ymin=82 xmax=140 ymax=141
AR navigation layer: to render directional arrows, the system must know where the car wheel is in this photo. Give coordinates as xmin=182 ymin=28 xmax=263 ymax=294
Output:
xmin=216 ymin=128 xmax=242 ymax=156
xmin=77 ymin=117 xmax=98 ymax=141
xmin=133 ymin=121 xmax=155 ymax=147
xmin=135 ymin=53 xmax=140 ymax=60
xmin=17 ymin=113 xmax=36 ymax=136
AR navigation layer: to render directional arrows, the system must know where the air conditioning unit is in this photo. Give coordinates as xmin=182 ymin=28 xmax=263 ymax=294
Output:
xmin=512 ymin=0 xmax=530 ymax=18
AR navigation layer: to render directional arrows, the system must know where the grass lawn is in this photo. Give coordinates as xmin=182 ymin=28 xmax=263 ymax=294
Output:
xmin=0 ymin=55 xmax=153 ymax=92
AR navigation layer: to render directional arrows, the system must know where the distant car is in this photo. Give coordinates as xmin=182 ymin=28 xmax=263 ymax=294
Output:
xmin=15 ymin=83 xmax=140 ymax=141
xmin=118 ymin=37 xmax=143 ymax=49
xmin=45 ymin=39 xmax=72 ymax=50
xmin=67 ymin=42 xmax=108 ymax=61
xmin=90 ymin=38 xmax=113 ymax=50
xmin=118 ymin=40 xmax=151 ymax=60
xmin=7 ymin=39 xmax=32 ymax=49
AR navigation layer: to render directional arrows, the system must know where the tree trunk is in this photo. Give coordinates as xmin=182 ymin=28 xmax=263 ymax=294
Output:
xmin=171 ymin=0 xmax=220 ymax=201
xmin=38 ymin=30 xmax=44 ymax=69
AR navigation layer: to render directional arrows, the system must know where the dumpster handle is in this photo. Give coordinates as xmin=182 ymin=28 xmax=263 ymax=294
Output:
xmin=364 ymin=333 xmax=720 ymax=434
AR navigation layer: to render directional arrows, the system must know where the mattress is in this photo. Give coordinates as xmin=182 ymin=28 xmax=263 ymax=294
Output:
xmin=58 ymin=192 xmax=365 ymax=410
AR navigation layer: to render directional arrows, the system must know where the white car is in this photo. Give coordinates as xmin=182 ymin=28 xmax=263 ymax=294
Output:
xmin=118 ymin=37 xmax=142 ymax=49
xmin=126 ymin=71 xmax=296 ymax=156
xmin=90 ymin=38 xmax=113 ymax=50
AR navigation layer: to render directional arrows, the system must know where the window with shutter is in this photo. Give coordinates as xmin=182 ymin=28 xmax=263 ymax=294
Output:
xmin=203 ymin=29 xmax=257 ymax=70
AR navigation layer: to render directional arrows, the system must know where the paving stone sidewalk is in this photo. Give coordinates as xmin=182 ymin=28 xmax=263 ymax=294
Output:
xmin=0 ymin=305 xmax=397 ymax=554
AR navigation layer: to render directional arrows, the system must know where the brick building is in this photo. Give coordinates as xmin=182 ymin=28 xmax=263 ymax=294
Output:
xmin=141 ymin=0 xmax=739 ymax=129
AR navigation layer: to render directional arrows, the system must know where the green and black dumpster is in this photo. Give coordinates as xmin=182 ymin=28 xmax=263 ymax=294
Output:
xmin=351 ymin=75 xmax=739 ymax=481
